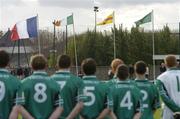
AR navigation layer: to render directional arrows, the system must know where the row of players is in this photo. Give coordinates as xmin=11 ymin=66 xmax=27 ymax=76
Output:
xmin=0 ymin=49 xmax=180 ymax=119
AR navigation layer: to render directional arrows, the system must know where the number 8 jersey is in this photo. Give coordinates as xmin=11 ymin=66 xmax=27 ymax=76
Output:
xmin=16 ymin=71 xmax=63 ymax=119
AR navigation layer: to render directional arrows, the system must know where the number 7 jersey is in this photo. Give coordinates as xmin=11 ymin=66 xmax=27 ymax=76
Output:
xmin=16 ymin=71 xmax=63 ymax=119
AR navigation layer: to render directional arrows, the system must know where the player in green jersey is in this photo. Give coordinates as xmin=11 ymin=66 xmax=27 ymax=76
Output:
xmin=12 ymin=54 xmax=63 ymax=119
xmin=134 ymin=61 xmax=160 ymax=119
xmin=99 ymin=64 xmax=142 ymax=119
xmin=51 ymin=55 xmax=84 ymax=119
xmin=79 ymin=58 xmax=110 ymax=119
xmin=0 ymin=50 xmax=21 ymax=119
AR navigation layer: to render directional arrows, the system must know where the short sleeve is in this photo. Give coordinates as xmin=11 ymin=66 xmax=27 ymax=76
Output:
xmin=106 ymin=87 xmax=114 ymax=111
xmin=77 ymin=79 xmax=86 ymax=102
xmin=152 ymin=85 xmax=161 ymax=110
xmin=15 ymin=82 xmax=25 ymax=105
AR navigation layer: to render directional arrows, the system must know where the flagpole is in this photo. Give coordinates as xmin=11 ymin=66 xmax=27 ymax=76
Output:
xmin=37 ymin=14 xmax=41 ymax=54
xmin=72 ymin=13 xmax=78 ymax=75
xmin=113 ymin=11 xmax=116 ymax=59
xmin=152 ymin=10 xmax=155 ymax=80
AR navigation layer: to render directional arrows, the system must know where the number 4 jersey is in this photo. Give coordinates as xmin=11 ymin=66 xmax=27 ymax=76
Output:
xmin=17 ymin=71 xmax=63 ymax=119
xmin=107 ymin=80 xmax=141 ymax=119
xmin=0 ymin=69 xmax=21 ymax=119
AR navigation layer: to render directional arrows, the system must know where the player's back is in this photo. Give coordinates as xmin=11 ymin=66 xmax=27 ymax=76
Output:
xmin=51 ymin=71 xmax=83 ymax=119
xmin=109 ymin=80 xmax=141 ymax=119
xmin=21 ymin=71 xmax=60 ymax=119
xmin=157 ymin=69 xmax=180 ymax=106
xmin=81 ymin=76 xmax=108 ymax=119
xmin=135 ymin=79 xmax=160 ymax=119
xmin=0 ymin=69 xmax=20 ymax=119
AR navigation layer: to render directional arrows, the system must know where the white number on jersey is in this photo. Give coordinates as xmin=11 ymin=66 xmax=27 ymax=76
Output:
xmin=120 ymin=91 xmax=133 ymax=110
xmin=176 ymin=76 xmax=180 ymax=92
xmin=0 ymin=81 xmax=5 ymax=102
xmin=140 ymin=90 xmax=148 ymax=108
xmin=34 ymin=83 xmax=47 ymax=103
xmin=57 ymin=81 xmax=66 ymax=90
xmin=83 ymin=86 xmax=95 ymax=106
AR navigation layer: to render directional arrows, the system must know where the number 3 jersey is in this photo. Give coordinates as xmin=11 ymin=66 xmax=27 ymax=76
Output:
xmin=80 ymin=76 xmax=109 ymax=119
xmin=0 ymin=69 xmax=21 ymax=119
xmin=107 ymin=80 xmax=141 ymax=119
xmin=51 ymin=71 xmax=84 ymax=119
xmin=135 ymin=79 xmax=160 ymax=119
xmin=17 ymin=71 xmax=63 ymax=119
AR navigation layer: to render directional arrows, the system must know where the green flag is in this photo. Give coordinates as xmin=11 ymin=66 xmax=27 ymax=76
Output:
xmin=135 ymin=12 xmax=152 ymax=27
xmin=67 ymin=14 xmax=73 ymax=25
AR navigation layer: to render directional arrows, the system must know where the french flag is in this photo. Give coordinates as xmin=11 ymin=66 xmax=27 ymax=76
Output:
xmin=11 ymin=16 xmax=38 ymax=41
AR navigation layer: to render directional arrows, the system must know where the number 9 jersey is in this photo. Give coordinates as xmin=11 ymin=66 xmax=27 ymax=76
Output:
xmin=16 ymin=71 xmax=63 ymax=119
xmin=0 ymin=69 xmax=21 ymax=119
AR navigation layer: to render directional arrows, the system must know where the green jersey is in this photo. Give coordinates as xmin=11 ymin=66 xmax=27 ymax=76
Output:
xmin=51 ymin=71 xmax=84 ymax=119
xmin=135 ymin=79 xmax=160 ymax=119
xmin=107 ymin=80 xmax=141 ymax=119
xmin=80 ymin=76 xmax=108 ymax=119
xmin=0 ymin=69 xmax=21 ymax=119
xmin=18 ymin=71 xmax=62 ymax=119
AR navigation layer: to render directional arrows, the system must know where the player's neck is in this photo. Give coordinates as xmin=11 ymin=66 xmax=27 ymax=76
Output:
xmin=136 ymin=75 xmax=146 ymax=80
xmin=58 ymin=68 xmax=70 ymax=72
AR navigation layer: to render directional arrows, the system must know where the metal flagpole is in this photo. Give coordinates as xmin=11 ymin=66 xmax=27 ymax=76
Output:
xmin=37 ymin=14 xmax=41 ymax=54
xmin=152 ymin=10 xmax=155 ymax=80
xmin=72 ymin=13 xmax=78 ymax=75
xmin=113 ymin=11 xmax=116 ymax=59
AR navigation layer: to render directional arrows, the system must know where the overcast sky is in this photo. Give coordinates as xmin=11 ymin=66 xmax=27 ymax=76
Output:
xmin=0 ymin=0 xmax=180 ymax=33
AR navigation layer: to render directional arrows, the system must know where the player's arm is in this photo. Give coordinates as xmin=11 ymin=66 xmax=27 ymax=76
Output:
xmin=97 ymin=88 xmax=116 ymax=119
xmin=133 ymin=112 xmax=141 ymax=119
xmin=156 ymin=80 xmax=180 ymax=112
xmin=152 ymin=84 xmax=161 ymax=113
xmin=67 ymin=80 xmax=85 ymax=119
xmin=66 ymin=101 xmax=84 ymax=119
xmin=49 ymin=84 xmax=64 ymax=119
xmin=19 ymin=106 xmax=34 ymax=119
xmin=49 ymin=107 xmax=64 ymax=119
xmin=9 ymin=105 xmax=20 ymax=119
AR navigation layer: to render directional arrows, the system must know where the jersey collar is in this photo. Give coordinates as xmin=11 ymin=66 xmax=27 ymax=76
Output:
xmin=135 ymin=78 xmax=148 ymax=82
xmin=167 ymin=67 xmax=179 ymax=71
xmin=56 ymin=70 xmax=70 ymax=74
xmin=116 ymin=80 xmax=130 ymax=84
xmin=0 ymin=68 xmax=9 ymax=73
xmin=33 ymin=71 xmax=48 ymax=76
xmin=83 ymin=75 xmax=97 ymax=80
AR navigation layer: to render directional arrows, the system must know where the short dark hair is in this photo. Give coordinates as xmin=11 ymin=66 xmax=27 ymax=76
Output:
xmin=135 ymin=61 xmax=147 ymax=75
xmin=81 ymin=58 xmax=96 ymax=75
xmin=30 ymin=54 xmax=47 ymax=70
xmin=116 ymin=64 xmax=129 ymax=80
xmin=0 ymin=50 xmax=9 ymax=68
xmin=57 ymin=55 xmax=71 ymax=69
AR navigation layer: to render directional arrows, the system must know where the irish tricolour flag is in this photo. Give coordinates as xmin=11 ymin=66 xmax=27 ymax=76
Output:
xmin=11 ymin=16 xmax=38 ymax=41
